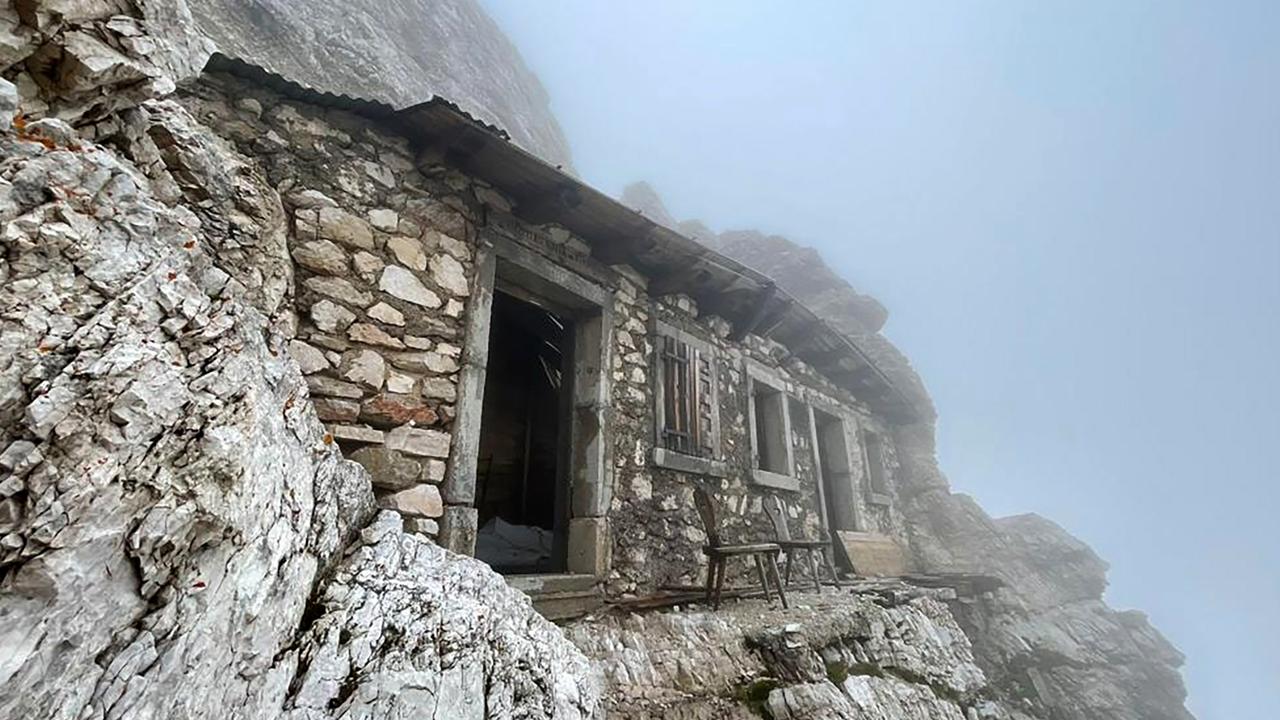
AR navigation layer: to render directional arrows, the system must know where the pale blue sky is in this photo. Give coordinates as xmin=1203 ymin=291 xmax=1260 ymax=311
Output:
xmin=480 ymin=2 xmax=1279 ymax=717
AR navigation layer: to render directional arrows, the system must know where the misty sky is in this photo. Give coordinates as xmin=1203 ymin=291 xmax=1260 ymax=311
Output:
xmin=480 ymin=2 xmax=1279 ymax=717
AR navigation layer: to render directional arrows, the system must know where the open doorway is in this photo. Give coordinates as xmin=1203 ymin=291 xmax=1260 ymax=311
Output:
xmin=814 ymin=409 xmax=860 ymax=534
xmin=474 ymin=289 xmax=574 ymax=574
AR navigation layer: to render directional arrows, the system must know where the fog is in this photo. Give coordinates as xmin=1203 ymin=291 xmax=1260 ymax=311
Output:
xmin=482 ymin=2 xmax=1279 ymax=717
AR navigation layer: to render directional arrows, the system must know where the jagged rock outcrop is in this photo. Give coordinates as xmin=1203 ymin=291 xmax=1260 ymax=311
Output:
xmin=189 ymin=0 xmax=575 ymax=171
xmin=566 ymin=588 xmax=1006 ymax=720
xmin=0 ymin=3 xmax=596 ymax=718
xmin=289 ymin=512 xmax=597 ymax=719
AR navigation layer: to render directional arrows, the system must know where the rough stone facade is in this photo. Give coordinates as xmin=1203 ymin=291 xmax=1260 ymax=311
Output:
xmin=175 ymin=72 xmax=483 ymax=542
xmin=163 ymin=68 xmax=919 ymax=603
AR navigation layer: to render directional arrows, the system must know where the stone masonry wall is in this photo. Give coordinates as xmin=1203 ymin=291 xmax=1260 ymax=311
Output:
xmin=177 ymin=72 xmax=481 ymax=541
xmin=605 ymin=285 xmax=915 ymax=597
xmin=177 ymin=70 xmax=915 ymax=600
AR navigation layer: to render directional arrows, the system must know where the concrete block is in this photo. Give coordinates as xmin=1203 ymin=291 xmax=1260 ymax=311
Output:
xmin=567 ymin=516 xmax=611 ymax=578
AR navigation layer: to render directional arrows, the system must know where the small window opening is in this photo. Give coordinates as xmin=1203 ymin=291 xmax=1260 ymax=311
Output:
xmin=863 ymin=431 xmax=889 ymax=496
xmin=753 ymin=381 xmax=790 ymax=475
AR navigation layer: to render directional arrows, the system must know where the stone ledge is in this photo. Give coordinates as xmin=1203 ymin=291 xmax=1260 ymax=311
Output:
xmin=652 ymin=448 xmax=728 ymax=477
xmin=752 ymin=468 xmax=801 ymax=492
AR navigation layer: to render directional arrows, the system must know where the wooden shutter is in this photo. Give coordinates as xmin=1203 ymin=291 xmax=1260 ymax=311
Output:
xmin=695 ymin=349 xmax=716 ymax=458
xmin=661 ymin=335 xmax=696 ymax=455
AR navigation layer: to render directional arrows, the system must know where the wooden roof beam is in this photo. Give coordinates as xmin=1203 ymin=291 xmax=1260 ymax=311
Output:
xmin=514 ymin=183 xmax=583 ymax=225
xmin=728 ymin=282 xmax=778 ymax=342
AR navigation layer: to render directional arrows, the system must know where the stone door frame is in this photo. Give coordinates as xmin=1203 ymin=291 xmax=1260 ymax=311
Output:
xmin=802 ymin=393 xmax=868 ymax=535
xmin=440 ymin=232 xmax=614 ymax=579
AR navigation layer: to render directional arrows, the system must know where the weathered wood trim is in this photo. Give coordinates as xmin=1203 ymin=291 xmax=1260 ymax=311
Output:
xmin=807 ymin=404 xmax=830 ymax=532
xmin=443 ymin=241 xmax=496 ymax=507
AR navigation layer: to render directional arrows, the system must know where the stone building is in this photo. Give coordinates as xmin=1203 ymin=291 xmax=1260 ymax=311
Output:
xmin=0 ymin=6 xmax=1196 ymax=717
xmin=184 ymin=55 xmax=922 ymax=608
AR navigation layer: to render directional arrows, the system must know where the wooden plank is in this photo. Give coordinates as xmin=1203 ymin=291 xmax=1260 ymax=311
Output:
xmin=834 ymin=531 xmax=909 ymax=577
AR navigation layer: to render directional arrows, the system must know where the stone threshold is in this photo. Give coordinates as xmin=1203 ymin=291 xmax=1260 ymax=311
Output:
xmin=506 ymin=573 xmax=605 ymax=621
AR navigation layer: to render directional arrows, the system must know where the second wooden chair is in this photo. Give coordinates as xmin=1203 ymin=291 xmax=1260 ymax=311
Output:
xmin=762 ymin=494 xmax=844 ymax=592
xmin=693 ymin=486 xmax=788 ymax=610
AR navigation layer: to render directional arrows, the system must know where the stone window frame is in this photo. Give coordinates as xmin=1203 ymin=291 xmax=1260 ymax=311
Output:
xmin=745 ymin=360 xmax=800 ymax=492
xmin=859 ymin=428 xmax=893 ymax=507
xmin=649 ymin=318 xmax=727 ymax=477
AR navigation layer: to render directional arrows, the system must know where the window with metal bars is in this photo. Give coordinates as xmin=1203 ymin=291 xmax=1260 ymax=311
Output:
xmin=655 ymin=331 xmax=719 ymax=459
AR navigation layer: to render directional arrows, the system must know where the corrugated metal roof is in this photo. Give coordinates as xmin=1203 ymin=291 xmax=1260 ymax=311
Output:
xmin=204 ymin=53 xmax=918 ymax=423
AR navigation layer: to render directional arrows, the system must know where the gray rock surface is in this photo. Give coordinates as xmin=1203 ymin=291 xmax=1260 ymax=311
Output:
xmin=288 ymin=511 xmax=598 ymax=719
xmin=190 ymin=0 xmax=575 ymax=170
xmin=0 ymin=6 xmax=599 ymax=718
xmin=566 ymin=588 xmax=997 ymax=720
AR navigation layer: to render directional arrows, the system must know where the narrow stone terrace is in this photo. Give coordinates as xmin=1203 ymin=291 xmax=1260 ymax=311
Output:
xmin=563 ymin=582 xmax=1009 ymax=720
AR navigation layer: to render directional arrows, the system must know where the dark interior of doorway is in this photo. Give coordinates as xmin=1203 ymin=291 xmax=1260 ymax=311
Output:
xmin=475 ymin=289 xmax=573 ymax=574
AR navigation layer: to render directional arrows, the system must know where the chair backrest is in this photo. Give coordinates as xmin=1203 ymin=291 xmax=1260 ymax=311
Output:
xmin=692 ymin=485 xmax=722 ymax=547
xmin=762 ymin=494 xmax=791 ymax=542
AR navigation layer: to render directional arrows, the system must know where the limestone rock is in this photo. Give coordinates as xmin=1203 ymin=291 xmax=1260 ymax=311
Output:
xmin=430 ymin=252 xmax=469 ymax=296
xmin=387 ymin=235 xmax=427 ymax=270
xmin=385 ymin=425 xmax=451 ymax=458
xmin=360 ymin=393 xmax=439 ymax=428
xmin=288 ymin=339 xmax=330 ymax=374
xmin=349 ymin=446 xmax=423 ymax=491
xmin=568 ymin=591 xmax=987 ymax=719
xmin=316 ymin=206 xmax=374 ymax=249
xmin=305 ymin=276 xmax=373 ymax=307
xmin=367 ymin=301 xmax=405 ymax=326
xmin=368 ymin=207 xmax=398 ymax=232
xmin=379 ymin=265 xmax=441 ymax=308
xmin=338 ymin=349 xmax=387 ymax=389
xmin=388 ymin=351 xmax=459 ymax=375
xmin=421 ymin=377 xmax=458 ymax=403
xmin=346 ymin=322 xmax=405 ymax=349
xmin=285 ymin=512 xmax=598 ymax=717
xmin=313 ymin=397 xmax=361 ymax=423
xmin=307 ymin=375 xmax=364 ymax=400
xmin=376 ymin=484 xmax=444 ymax=518
xmin=310 ymin=299 xmax=357 ymax=333
xmin=0 ymin=96 xmax=377 ymax=720
xmin=293 ymin=239 xmax=350 ymax=275
xmin=190 ymin=0 xmax=575 ymax=170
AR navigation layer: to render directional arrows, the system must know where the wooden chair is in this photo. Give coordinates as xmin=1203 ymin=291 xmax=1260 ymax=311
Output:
xmin=763 ymin=495 xmax=843 ymax=592
xmin=693 ymin=486 xmax=788 ymax=610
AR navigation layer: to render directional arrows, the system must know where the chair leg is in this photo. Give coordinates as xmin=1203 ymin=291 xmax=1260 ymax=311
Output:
xmin=784 ymin=552 xmax=794 ymax=587
xmin=704 ymin=557 xmax=716 ymax=605
xmin=824 ymin=548 xmax=843 ymax=588
xmin=713 ymin=558 xmax=726 ymax=610
xmin=753 ymin=554 xmax=772 ymax=603
xmin=767 ymin=551 xmax=789 ymax=609
xmin=807 ymin=549 xmax=822 ymax=593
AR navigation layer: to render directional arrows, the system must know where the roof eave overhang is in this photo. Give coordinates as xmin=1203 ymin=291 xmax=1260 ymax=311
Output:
xmin=203 ymin=53 xmax=920 ymax=424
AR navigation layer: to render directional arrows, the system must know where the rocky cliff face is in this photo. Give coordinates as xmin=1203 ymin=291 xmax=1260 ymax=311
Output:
xmin=189 ymin=0 xmax=575 ymax=171
xmin=0 ymin=3 xmax=594 ymax=718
